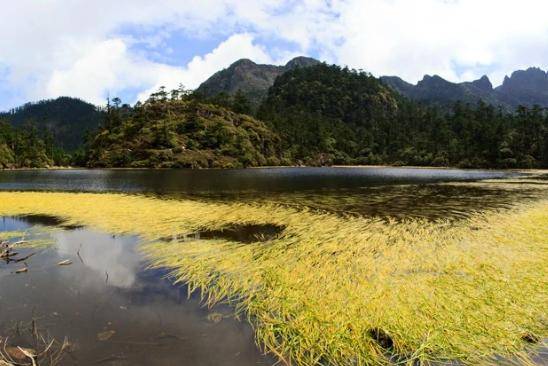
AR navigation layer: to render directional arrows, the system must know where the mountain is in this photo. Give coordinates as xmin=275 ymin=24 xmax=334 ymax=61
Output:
xmin=381 ymin=68 xmax=548 ymax=109
xmin=256 ymin=63 xmax=547 ymax=168
xmin=381 ymin=74 xmax=504 ymax=108
xmin=496 ymin=67 xmax=548 ymax=107
xmin=195 ymin=56 xmax=320 ymax=108
xmin=257 ymin=63 xmax=401 ymax=165
xmin=199 ymin=58 xmax=548 ymax=110
xmin=86 ymin=98 xmax=282 ymax=169
xmin=0 ymin=97 xmax=103 ymax=150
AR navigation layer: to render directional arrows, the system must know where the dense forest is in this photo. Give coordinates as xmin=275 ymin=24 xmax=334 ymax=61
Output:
xmin=0 ymin=120 xmax=55 ymax=168
xmin=85 ymin=88 xmax=281 ymax=168
xmin=257 ymin=64 xmax=548 ymax=168
xmin=0 ymin=97 xmax=102 ymax=150
xmin=1 ymin=64 xmax=547 ymax=169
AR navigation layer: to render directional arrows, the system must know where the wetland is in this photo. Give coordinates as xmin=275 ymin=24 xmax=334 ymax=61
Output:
xmin=0 ymin=167 xmax=547 ymax=365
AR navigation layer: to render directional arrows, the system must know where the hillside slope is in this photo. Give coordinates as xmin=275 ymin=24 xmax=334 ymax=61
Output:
xmin=258 ymin=64 xmax=401 ymax=165
xmin=1 ymin=97 xmax=102 ymax=150
xmin=257 ymin=64 xmax=548 ymax=168
xmin=86 ymin=99 xmax=282 ymax=168
xmin=196 ymin=56 xmax=320 ymax=108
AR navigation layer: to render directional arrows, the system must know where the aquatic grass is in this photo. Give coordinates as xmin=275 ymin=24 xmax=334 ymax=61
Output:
xmin=0 ymin=192 xmax=546 ymax=365
xmin=0 ymin=228 xmax=57 ymax=248
xmin=0 ymin=231 xmax=27 ymax=241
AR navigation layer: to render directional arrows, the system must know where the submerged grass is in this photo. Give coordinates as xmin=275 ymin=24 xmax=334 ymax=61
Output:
xmin=0 ymin=192 xmax=546 ymax=365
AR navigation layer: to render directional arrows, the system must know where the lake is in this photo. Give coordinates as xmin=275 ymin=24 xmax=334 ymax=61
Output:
xmin=0 ymin=167 xmax=540 ymax=219
xmin=0 ymin=216 xmax=272 ymax=366
xmin=1 ymin=167 xmax=546 ymax=365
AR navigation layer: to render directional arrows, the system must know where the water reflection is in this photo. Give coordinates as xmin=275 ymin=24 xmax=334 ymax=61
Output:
xmin=0 ymin=217 xmax=271 ymax=366
xmin=195 ymin=182 xmax=548 ymax=220
xmin=54 ymin=230 xmax=140 ymax=288
xmin=0 ymin=168 xmax=542 ymax=221
xmin=0 ymin=167 xmax=516 ymax=194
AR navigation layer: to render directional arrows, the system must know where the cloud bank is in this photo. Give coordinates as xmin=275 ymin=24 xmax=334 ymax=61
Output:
xmin=1 ymin=0 xmax=547 ymax=109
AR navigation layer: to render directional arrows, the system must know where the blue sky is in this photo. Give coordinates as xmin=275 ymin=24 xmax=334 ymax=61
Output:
xmin=1 ymin=0 xmax=547 ymax=110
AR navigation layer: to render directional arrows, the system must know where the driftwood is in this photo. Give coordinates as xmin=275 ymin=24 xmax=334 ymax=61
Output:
xmin=0 ymin=320 xmax=70 ymax=366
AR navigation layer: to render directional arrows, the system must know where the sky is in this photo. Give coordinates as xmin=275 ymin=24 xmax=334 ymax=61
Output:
xmin=1 ymin=0 xmax=547 ymax=110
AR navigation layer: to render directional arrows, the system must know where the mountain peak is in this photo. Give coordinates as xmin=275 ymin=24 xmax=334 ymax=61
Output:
xmin=418 ymin=74 xmax=450 ymax=87
xmin=285 ymin=56 xmax=320 ymax=69
xmin=196 ymin=56 xmax=321 ymax=109
xmin=471 ymin=75 xmax=493 ymax=91
xmin=495 ymin=67 xmax=548 ymax=106
xmin=229 ymin=58 xmax=258 ymax=68
xmin=502 ymin=67 xmax=547 ymax=87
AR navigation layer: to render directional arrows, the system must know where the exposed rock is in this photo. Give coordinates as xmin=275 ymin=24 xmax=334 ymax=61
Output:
xmin=382 ymin=67 xmax=548 ymax=109
xmin=196 ymin=56 xmax=320 ymax=108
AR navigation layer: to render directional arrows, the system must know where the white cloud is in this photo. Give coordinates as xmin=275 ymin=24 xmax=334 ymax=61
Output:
xmin=45 ymin=38 xmax=187 ymax=105
xmin=323 ymin=0 xmax=548 ymax=84
xmin=135 ymin=33 xmax=275 ymax=102
xmin=1 ymin=0 xmax=548 ymax=109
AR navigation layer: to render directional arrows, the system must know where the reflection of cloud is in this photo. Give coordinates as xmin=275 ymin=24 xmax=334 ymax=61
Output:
xmin=54 ymin=230 xmax=141 ymax=288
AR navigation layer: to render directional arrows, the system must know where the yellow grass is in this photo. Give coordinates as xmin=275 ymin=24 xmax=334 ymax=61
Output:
xmin=0 ymin=231 xmax=26 ymax=241
xmin=0 ymin=191 xmax=547 ymax=365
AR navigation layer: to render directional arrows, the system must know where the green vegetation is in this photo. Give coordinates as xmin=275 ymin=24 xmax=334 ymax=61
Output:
xmin=0 ymin=97 xmax=102 ymax=150
xmin=1 ymin=63 xmax=547 ymax=169
xmin=0 ymin=191 xmax=546 ymax=365
xmin=195 ymin=57 xmax=320 ymax=111
xmin=257 ymin=64 xmax=548 ymax=168
xmin=86 ymin=88 xmax=281 ymax=168
xmin=0 ymin=120 xmax=54 ymax=168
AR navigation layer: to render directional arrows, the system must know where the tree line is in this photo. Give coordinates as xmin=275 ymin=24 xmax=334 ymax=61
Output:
xmin=1 ymin=64 xmax=547 ymax=169
xmin=254 ymin=64 xmax=548 ymax=168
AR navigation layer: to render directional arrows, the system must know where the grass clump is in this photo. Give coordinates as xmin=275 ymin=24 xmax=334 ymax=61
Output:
xmin=0 ymin=192 xmax=546 ymax=365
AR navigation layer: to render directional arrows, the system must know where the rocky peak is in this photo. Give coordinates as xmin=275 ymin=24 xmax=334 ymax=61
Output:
xmin=471 ymin=75 xmax=493 ymax=91
xmin=499 ymin=67 xmax=548 ymax=91
xmin=229 ymin=58 xmax=258 ymax=69
xmin=285 ymin=56 xmax=321 ymax=70
xmin=196 ymin=56 xmax=321 ymax=108
xmin=418 ymin=75 xmax=450 ymax=87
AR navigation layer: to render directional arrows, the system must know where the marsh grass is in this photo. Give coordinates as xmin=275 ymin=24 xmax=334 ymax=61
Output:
xmin=0 ymin=192 xmax=546 ymax=365
xmin=0 ymin=231 xmax=27 ymax=241
xmin=0 ymin=229 xmax=56 ymax=249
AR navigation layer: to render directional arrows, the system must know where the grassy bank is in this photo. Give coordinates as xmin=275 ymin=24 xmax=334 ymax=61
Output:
xmin=0 ymin=192 xmax=546 ymax=365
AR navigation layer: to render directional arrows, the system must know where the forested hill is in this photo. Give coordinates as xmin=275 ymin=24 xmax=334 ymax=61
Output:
xmin=258 ymin=64 xmax=548 ymax=168
xmin=1 ymin=63 xmax=547 ymax=169
xmin=0 ymin=97 xmax=102 ymax=150
xmin=86 ymin=94 xmax=282 ymax=169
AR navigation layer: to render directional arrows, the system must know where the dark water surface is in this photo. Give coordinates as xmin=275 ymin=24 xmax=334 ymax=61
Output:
xmin=1 ymin=168 xmax=546 ymax=365
xmin=1 ymin=167 xmax=542 ymax=219
xmin=0 ymin=217 xmax=271 ymax=366
xmin=0 ymin=167 xmax=514 ymax=194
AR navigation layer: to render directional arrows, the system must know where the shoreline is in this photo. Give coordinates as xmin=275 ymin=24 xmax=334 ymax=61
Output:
xmin=1 ymin=165 xmax=546 ymax=173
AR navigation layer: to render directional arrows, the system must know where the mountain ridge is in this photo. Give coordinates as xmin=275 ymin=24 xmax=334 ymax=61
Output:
xmin=195 ymin=56 xmax=320 ymax=108
xmin=381 ymin=67 xmax=548 ymax=109
xmin=197 ymin=57 xmax=548 ymax=109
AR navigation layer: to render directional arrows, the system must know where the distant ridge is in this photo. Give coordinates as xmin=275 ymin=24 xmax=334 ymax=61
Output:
xmin=381 ymin=67 xmax=548 ymax=109
xmin=199 ymin=57 xmax=548 ymax=110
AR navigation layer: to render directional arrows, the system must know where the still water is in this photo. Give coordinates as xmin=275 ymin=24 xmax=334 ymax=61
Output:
xmin=0 ymin=167 xmax=514 ymax=194
xmin=0 ymin=167 xmax=542 ymax=219
xmin=0 ymin=217 xmax=271 ymax=366
xmin=1 ymin=167 xmax=546 ymax=365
